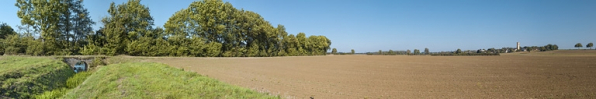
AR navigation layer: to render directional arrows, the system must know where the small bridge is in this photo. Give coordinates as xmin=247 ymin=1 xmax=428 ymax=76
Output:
xmin=59 ymin=56 xmax=106 ymax=72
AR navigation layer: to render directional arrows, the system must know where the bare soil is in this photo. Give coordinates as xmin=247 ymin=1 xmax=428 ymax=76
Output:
xmin=150 ymin=54 xmax=596 ymax=98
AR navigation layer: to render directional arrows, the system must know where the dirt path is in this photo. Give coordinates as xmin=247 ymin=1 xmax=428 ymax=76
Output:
xmin=151 ymin=55 xmax=596 ymax=98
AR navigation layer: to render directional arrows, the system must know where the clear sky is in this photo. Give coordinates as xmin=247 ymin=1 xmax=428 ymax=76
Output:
xmin=1 ymin=0 xmax=595 ymax=52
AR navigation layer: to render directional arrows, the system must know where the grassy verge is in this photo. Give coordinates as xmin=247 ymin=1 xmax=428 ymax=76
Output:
xmin=0 ymin=56 xmax=75 ymax=98
xmin=34 ymin=71 xmax=93 ymax=99
xmin=62 ymin=62 xmax=280 ymax=99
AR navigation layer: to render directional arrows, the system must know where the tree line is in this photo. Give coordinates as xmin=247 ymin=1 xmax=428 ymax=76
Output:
xmin=362 ymin=48 xmax=430 ymax=55
xmin=0 ymin=0 xmax=331 ymax=57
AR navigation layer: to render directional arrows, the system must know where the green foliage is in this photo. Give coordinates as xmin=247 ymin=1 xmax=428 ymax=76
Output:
xmin=66 ymin=71 xmax=93 ymax=89
xmin=11 ymin=0 xmax=332 ymax=57
xmin=3 ymin=34 xmax=24 ymax=55
xmin=91 ymin=57 xmax=105 ymax=69
xmin=16 ymin=0 xmax=95 ymax=55
xmin=414 ymin=49 xmax=420 ymax=55
xmin=159 ymin=0 xmax=330 ymax=57
xmin=575 ymin=43 xmax=583 ymax=49
xmin=0 ymin=56 xmax=75 ymax=99
xmin=587 ymin=43 xmax=593 ymax=49
xmin=351 ymin=49 xmax=355 ymax=54
xmin=424 ymin=48 xmax=430 ymax=55
xmin=34 ymin=88 xmax=69 ymax=99
xmin=24 ymin=36 xmax=44 ymax=56
xmin=35 ymin=70 xmax=94 ymax=99
xmin=456 ymin=49 xmax=462 ymax=54
xmin=332 ymin=48 xmax=337 ymax=54
xmin=0 ymin=22 xmax=16 ymax=39
xmin=62 ymin=62 xmax=280 ymax=98
xmin=388 ymin=50 xmax=395 ymax=55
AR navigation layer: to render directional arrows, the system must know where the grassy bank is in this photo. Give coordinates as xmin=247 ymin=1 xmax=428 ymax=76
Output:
xmin=0 ymin=56 xmax=75 ymax=98
xmin=63 ymin=62 xmax=280 ymax=99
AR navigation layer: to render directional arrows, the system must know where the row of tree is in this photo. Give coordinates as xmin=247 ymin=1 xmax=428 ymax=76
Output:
xmin=575 ymin=43 xmax=594 ymax=49
xmin=0 ymin=0 xmax=332 ymax=57
xmin=330 ymin=48 xmax=356 ymax=55
xmin=363 ymin=48 xmax=430 ymax=55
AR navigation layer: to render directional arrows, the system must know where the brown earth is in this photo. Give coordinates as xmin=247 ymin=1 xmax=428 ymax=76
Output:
xmin=150 ymin=53 xmax=596 ymax=98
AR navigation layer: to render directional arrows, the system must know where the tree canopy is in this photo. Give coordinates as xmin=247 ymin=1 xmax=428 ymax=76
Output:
xmin=3 ymin=0 xmax=332 ymax=57
xmin=575 ymin=43 xmax=583 ymax=49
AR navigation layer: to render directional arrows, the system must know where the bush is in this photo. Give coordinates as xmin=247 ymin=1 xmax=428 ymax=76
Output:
xmin=91 ymin=57 xmax=105 ymax=68
xmin=34 ymin=88 xmax=69 ymax=99
xmin=66 ymin=71 xmax=93 ymax=89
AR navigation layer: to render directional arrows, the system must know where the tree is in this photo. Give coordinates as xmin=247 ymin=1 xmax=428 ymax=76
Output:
xmin=389 ymin=50 xmax=394 ymax=55
xmin=0 ymin=23 xmax=16 ymax=39
xmin=553 ymin=44 xmax=559 ymax=50
xmin=331 ymin=48 xmax=337 ymax=54
xmin=406 ymin=49 xmax=411 ymax=55
xmin=456 ymin=49 xmax=462 ymax=54
xmin=16 ymin=0 xmax=68 ymax=55
xmin=575 ymin=43 xmax=583 ymax=49
xmin=0 ymin=23 xmax=17 ymax=55
xmin=378 ymin=50 xmax=382 ymax=55
xmin=424 ymin=48 xmax=429 ymax=55
xmin=351 ymin=49 xmax=355 ymax=54
xmin=545 ymin=44 xmax=553 ymax=51
xmin=413 ymin=49 xmax=420 ymax=55
xmin=162 ymin=0 xmax=331 ymax=57
xmin=587 ymin=43 xmax=593 ymax=49
xmin=16 ymin=0 xmax=94 ymax=55
xmin=84 ymin=0 xmax=154 ymax=56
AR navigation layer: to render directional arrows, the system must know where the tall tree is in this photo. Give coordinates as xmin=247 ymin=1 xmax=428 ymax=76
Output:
xmin=16 ymin=0 xmax=69 ymax=55
xmin=163 ymin=0 xmax=330 ymax=57
xmin=424 ymin=48 xmax=429 ymax=55
xmin=85 ymin=0 xmax=154 ymax=55
xmin=351 ymin=49 xmax=355 ymax=54
xmin=587 ymin=42 xmax=593 ymax=49
xmin=575 ymin=43 xmax=583 ymax=49
xmin=16 ymin=0 xmax=94 ymax=55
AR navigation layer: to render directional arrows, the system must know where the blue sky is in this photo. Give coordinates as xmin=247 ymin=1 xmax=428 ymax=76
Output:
xmin=1 ymin=0 xmax=595 ymax=52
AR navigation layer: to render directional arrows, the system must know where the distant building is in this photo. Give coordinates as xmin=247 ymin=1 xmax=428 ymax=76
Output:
xmin=517 ymin=42 xmax=520 ymax=50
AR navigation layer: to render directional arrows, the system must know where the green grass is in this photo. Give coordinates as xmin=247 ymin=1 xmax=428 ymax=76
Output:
xmin=0 ymin=56 xmax=75 ymax=98
xmin=35 ymin=71 xmax=94 ymax=99
xmin=62 ymin=62 xmax=280 ymax=99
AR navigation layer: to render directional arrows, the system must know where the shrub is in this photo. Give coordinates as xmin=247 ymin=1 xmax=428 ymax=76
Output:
xmin=91 ymin=57 xmax=105 ymax=69
xmin=34 ymin=88 xmax=69 ymax=99
xmin=66 ymin=71 xmax=93 ymax=88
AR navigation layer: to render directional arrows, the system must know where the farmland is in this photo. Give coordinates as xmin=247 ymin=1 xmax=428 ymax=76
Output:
xmin=151 ymin=50 xmax=596 ymax=98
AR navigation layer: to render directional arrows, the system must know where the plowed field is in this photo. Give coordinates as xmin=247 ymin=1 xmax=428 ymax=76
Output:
xmin=151 ymin=51 xmax=596 ymax=98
